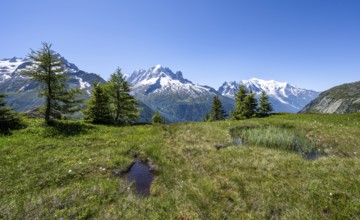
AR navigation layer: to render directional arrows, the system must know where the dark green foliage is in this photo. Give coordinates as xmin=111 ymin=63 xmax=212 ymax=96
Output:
xmin=258 ymin=91 xmax=273 ymax=117
xmin=232 ymin=85 xmax=247 ymax=120
xmin=84 ymin=83 xmax=113 ymax=124
xmin=106 ymin=68 xmax=139 ymax=125
xmin=43 ymin=120 xmax=94 ymax=137
xmin=21 ymin=42 xmax=82 ymax=125
xmin=203 ymin=112 xmax=211 ymax=121
xmin=232 ymin=87 xmax=260 ymax=119
xmin=84 ymin=68 xmax=139 ymax=125
xmin=152 ymin=111 xmax=165 ymax=124
xmin=206 ymin=96 xmax=227 ymax=121
xmin=0 ymin=94 xmax=24 ymax=134
xmin=243 ymin=90 xmax=258 ymax=118
xmin=232 ymin=86 xmax=247 ymax=120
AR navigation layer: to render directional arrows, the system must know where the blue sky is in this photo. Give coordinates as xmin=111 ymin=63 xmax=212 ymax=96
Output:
xmin=1 ymin=0 xmax=359 ymax=91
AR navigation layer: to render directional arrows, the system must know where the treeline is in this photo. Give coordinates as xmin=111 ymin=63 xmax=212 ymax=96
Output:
xmin=84 ymin=68 xmax=138 ymax=125
xmin=0 ymin=42 xmax=141 ymax=134
xmin=205 ymin=86 xmax=273 ymax=121
xmin=1 ymin=42 xmax=273 ymax=134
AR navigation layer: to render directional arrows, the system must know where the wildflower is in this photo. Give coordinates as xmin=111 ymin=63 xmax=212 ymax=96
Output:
xmin=68 ymin=169 xmax=72 ymax=174
xmin=329 ymin=193 xmax=333 ymax=196
xmin=89 ymin=158 xmax=92 ymax=161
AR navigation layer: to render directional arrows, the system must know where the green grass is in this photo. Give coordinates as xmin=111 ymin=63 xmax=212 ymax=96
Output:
xmin=1 ymin=114 xmax=360 ymax=219
xmin=229 ymin=125 xmax=319 ymax=158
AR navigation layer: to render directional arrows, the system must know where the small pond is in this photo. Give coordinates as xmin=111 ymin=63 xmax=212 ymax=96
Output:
xmin=127 ymin=161 xmax=154 ymax=196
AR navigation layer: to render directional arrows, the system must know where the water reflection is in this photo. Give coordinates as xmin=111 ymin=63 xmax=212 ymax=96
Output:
xmin=127 ymin=161 xmax=154 ymax=196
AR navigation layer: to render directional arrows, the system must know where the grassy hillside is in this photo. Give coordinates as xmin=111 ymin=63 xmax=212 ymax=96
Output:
xmin=1 ymin=114 xmax=360 ymax=219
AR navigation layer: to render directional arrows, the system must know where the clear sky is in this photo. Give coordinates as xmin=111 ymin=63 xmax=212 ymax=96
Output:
xmin=1 ymin=0 xmax=359 ymax=91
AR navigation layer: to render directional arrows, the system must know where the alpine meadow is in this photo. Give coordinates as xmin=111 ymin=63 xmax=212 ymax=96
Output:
xmin=1 ymin=1 xmax=360 ymax=219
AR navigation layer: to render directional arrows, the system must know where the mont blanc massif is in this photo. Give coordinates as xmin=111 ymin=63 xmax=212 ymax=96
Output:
xmin=0 ymin=54 xmax=319 ymax=122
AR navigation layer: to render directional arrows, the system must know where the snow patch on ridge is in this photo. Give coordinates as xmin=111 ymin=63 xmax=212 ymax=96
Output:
xmin=218 ymin=77 xmax=319 ymax=112
xmin=74 ymin=76 xmax=91 ymax=89
xmin=0 ymin=58 xmax=28 ymax=82
xmin=128 ymin=65 xmax=214 ymax=96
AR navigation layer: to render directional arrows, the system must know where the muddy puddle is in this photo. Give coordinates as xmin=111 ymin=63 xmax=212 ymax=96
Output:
xmin=127 ymin=161 xmax=154 ymax=196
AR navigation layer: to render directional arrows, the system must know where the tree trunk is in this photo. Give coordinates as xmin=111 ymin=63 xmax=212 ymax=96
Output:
xmin=45 ymin=96 xmax=51 ymax=124
xmin=45 ymin=66 xmax=52 ymax=125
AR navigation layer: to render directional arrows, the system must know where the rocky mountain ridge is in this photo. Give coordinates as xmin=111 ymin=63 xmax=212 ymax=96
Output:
xmin=1 ymin=54 xmax=322 ymax=122
xmin=218 ymin=78 xmax=319 ymax=112
xmin=300 ymin=81 xmax=360 ymax=113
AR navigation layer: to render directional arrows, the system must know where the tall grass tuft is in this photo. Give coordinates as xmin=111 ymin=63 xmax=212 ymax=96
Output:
xmin=230 ymin=126 xmax=317 ymax=157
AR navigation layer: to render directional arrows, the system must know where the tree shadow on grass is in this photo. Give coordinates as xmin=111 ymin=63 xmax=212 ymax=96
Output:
xmin=44 ymin=120 xmax=95 ymax=137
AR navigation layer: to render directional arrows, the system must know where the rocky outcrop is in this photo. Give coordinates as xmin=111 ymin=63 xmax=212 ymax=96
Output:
xmin=300 ymin=81 xmax=360 ymax=113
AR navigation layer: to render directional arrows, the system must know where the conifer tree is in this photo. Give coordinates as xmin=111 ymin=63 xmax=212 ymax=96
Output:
xmin=232 ymin=85 xmax=247 ymax=120
xmin=22 ymin=42 xmax=82 ymax=124
xmin=203 ymin=112 xmax=211 ymax=122
xmin=84 ymin=83 xmax=112 ymax=124
xmin=243 ymin=90 xmax=258 ymax=118
xmin=208 ymin=96 xmax=227 ymax=121
xmin=0 ymin=94 xmax=24 ymax=134
xmin=106 ymin=68 xmax=139 ymax=125
xmin=258 ymin=91 xmax=273 ymax=117
xmin=152 ymin=111 xmax=165 ymax=124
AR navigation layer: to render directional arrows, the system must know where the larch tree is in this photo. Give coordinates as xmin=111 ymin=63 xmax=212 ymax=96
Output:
xmin=106 ymin=68 xmax=139 ymax=125
xmin=203 ymin=112 xmax=211 ymax=122
xmin=258 ymin=90 xmax=273 ymax=117
xmin=243 ymin=90 xmax=258 ymax=118
xmin=152 ymin=111 xmax=165 ymax=124
xmin=232 ymin=85 xmax=247 ymax=120
xmin=0 ymin=93 xmax=24 ymax=134
xmin=208 ymin=96 xmax=227 ymax=121
xmin=21 ymin=42 xmax=82 ymax=125
xmin=84 ymin=82 xmax=113 ymax=124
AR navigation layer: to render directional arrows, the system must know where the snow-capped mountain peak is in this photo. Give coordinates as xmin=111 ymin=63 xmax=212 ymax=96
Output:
xmin=152 ymin=64 xmax=163 ymax=73
xmin=127 ymin=65 xmax=192 ymax=87
xmin=0 ymin=54 xmax=104 ymax=98
xmin=0 ymin=57 xmax=31 ymax=83
xmin=127 ymin=65 xmax=215 ymax=96
xmin=50 ymin=52 xmax=79 ymax=72
xmin=0 ymin=53 xmax=79 ymax=81
xmin=218 ymin=78 xmax=319 ymax=112
xmin=240 ymin=78 xmax=287 ymax=92
xmin=126 ymin=65 xmax=234 ymax=122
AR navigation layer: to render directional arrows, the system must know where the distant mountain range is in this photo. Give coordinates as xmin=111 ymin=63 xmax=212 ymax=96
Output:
xmin=0 ymin=56 xmax=154 ymax=123
xmin=300 ymin=81 xmax=360 ymax=113
xmin=0 ymin=55 xmax=103 ymax=110
xmin=127 ymin=65 xmax=235 ymax=122
xmin=218 ymin=78 xmax=319 ymax=113
xmin=0 ymin=54 xmax=320 ymax=122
